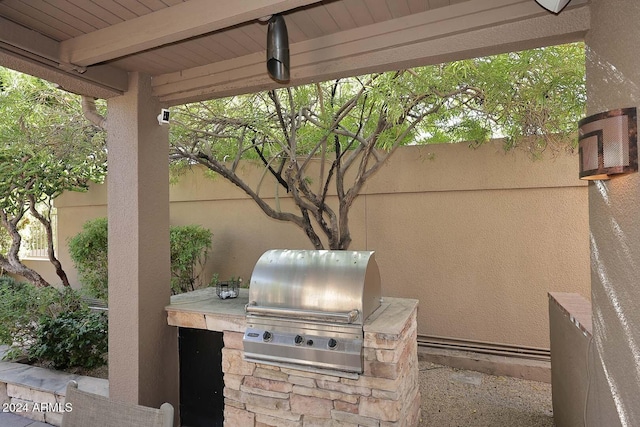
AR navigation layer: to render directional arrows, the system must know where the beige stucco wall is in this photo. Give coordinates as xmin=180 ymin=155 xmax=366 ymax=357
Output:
xmin=13 ymin=259 xmax=60 ymax=286
xmin=583 ymin=0 xmax=640 ymax=424
xmin=54 ymin=141 xmax=589 ymax=350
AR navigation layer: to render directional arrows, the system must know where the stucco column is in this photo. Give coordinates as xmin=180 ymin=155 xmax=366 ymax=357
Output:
xmin=585 ymin=0 xmax=640 ymax=425
xmin=106 ymin=72 xmax=179 ymax=412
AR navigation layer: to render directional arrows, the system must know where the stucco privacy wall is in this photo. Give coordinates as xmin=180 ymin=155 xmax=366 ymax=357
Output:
xmin=54 ymin=141 xmax=589 ymax=349
xmin=584 ymin=0 xmax=640 ymax=424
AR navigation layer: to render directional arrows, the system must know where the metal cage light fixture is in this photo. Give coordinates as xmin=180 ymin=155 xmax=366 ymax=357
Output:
xmin=578 ymin=107 xmax=638 ymax=180
xmin=266 ymin=14 xmax=290 ymax=83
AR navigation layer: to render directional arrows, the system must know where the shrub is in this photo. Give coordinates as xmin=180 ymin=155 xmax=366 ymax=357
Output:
xmin=29 ymin=308 xmax=107 ymax=369
xmin=69 ymin=218 xmax=213 ymax=297
xmin=0 ymin=279 xmax=85 ymax=361
xmin=67 ymin=217 xmax=108 ymax=300
xmin=0 ymin=275 xmax=19 ymax=289
xmin=170 ymin=225 xmax=213 ymax=294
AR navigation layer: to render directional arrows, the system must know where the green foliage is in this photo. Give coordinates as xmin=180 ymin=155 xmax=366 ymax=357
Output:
xmin=0 ymin=275 xmax=19 ymax=288
xmin=67 ymin=218 xmax=108 ymax=300
xmin=423 ymin=43 xmax=586 ymax=154
xmin=0 ymin=278 xmax=84 ymax=360
xmin=0 ymin=67 xmax=106 ymax=286
xmin=29 ymin=309 xmax=107 ymax=370
xmin=169 ymin=43 xmax=585 ymax=250
xmin=0 ymin=68 xmax=106 ymax=214
xmin=69 ymin=218 xmax=213 ymax=296
xmin=0 ymin=224 xmax=16 ymax=254
xmin=170 ymin=225 xmax=213 ymax=294
xmin=0 ymin=277 xmax=105 ymax=369
xmin=171 ymin=43 xmax=584 ymax=162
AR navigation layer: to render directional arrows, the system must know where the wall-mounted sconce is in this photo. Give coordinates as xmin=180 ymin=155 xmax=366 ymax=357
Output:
xmin=578 ymin=107 xmax=638 ymax=180
xmin=535 ymin=0 xmax=572 ymax=13
xmin=266 ymin=14 xmax=290 ymax=83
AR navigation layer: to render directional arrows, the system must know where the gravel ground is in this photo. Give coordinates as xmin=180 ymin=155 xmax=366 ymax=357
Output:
xmin=418 ymin=360 xmax=555 ymax=427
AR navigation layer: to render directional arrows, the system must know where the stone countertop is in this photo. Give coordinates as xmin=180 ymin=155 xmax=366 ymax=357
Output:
xmin=365 ymin=297 xmax=419 ymax=335
xmin=166 ymin=287 xmax=248 ymax=333
xmin=166 ymin=288 xmax=418 ymax=337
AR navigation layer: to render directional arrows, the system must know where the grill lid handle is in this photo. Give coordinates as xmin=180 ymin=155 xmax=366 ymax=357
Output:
xmin=245 ymin=302 xmax=360 ymax=324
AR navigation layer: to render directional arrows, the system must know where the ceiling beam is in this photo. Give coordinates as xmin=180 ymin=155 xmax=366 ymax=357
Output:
xmin=152 ymin=0 xmax=590 ymax=106
xmin=59 ymin=0 xmax=322 ymax=67
xmin=0 ymin=17 xmax=127 ymax=97
xmin=0 ymin=48 xmax=124 ymax=99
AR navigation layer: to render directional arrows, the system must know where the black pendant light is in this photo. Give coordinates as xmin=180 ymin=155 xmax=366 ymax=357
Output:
xmin=266 ymin=14 xmax=290 ymax=82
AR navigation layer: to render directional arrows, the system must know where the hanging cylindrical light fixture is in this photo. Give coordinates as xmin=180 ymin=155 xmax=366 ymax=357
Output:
xmin=267 ymin=14 xmax=290 ymax=82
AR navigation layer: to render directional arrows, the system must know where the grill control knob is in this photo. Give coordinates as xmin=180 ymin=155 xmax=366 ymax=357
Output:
xmin=328 ymin=338 xmax=338 ymax=349
xmin=294 ymin=335 xmax=304 ymax=345
xmin=262 ymin=331 xmax=273 ymax=342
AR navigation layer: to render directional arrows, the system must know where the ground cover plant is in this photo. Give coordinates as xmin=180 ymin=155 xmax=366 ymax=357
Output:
xmin=29 ymin=308 xmax=107 ymax=370
xmin=0 ymin=276 xmax=107 ymax=369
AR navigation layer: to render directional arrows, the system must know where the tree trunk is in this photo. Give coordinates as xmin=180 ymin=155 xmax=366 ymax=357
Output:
xmin=0 ymin=254 xmax=51 ymax=287
xmin=0 ymin=209 xmax=51 ymax=287
xmin=28 ymin=200 xmax=70 ymax=287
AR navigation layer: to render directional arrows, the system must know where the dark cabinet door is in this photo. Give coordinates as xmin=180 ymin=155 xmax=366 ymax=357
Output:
xmin=179 ymin=328 xmax=224 ymax=427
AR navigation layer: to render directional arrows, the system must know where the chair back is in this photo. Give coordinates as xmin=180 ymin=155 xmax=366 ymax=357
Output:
xmin=61 ymin=381 xmax=174 ymax=427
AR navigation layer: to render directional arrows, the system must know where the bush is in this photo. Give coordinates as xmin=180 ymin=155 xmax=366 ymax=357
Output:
xmin=0 ymin=275 xmax=19 ymax=289
xmin=67 ymin=217 xmax=108 ymax=300
xmin=0 ymin=277 xmax=35 ymax=356
xmin=29 ymin=308 xmax=107 ymax=369
xmin=69 ymin=218 xmax=213 ymax=296
xmin=0 ymin=278 xmax=85 ymax=361
xmin=170 ymin=225 xmax=213 ymax=294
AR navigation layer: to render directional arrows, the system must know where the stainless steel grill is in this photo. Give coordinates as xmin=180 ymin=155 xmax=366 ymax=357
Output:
xmin=243 ymin=249 xmax=382 ymax=373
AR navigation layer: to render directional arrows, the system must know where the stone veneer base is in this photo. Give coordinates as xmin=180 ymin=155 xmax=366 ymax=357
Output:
xmin=167 ymin=289 xmax=421 ymax=427
xmin=0 ymin=361 xmax=108 ymax=426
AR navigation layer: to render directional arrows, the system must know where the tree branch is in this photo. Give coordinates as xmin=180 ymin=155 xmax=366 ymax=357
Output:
xmin=27 ymin=195 xmax=70 ymax=287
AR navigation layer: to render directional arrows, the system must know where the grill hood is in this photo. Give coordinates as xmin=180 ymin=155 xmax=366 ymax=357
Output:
xmin=243 ymin=249 xmax=382 ymax=374
xmin=246 ymin=249 xmax=381 ymax=324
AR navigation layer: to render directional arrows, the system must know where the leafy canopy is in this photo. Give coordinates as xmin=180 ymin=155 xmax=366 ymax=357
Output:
xmin=0 ymin=67 xmax=107 ymax=287
xmin=169 ymin=43 xmax=585 ymax=250
xmin=171 ymin=42 xmax=585 ymax=165
xmin=0 ymin=68 xmax=107 ymax=215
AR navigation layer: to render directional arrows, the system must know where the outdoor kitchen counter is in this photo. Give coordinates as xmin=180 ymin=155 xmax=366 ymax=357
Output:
xmin=166 ymin=287 xmax=418 ymax=337
xmin=166 ymin=287 xmax=249 ymax=333
xmin=166 ymin=288 xmax=421 ymax=426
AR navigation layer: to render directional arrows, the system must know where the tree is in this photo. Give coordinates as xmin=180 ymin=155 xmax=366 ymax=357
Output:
xmin=0 ymin=68 xmax=106 ymax=286
xmin=170 ymin=43 xmax=585 ymax=250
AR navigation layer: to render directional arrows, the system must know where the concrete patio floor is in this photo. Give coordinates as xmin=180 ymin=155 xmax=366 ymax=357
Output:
xmin=0 ymin=412 xmax=52 ymax=427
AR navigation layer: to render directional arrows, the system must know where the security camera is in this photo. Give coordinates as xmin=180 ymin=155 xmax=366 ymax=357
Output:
xmin=535 ymin=0 xmax=571 ymax=13
xmin=157 ymin=108 xmax=170 ymax=125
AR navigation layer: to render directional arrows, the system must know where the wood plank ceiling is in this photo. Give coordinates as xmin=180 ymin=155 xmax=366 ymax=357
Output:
xmin=0 ymin=0 xmax=590 ymax=106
